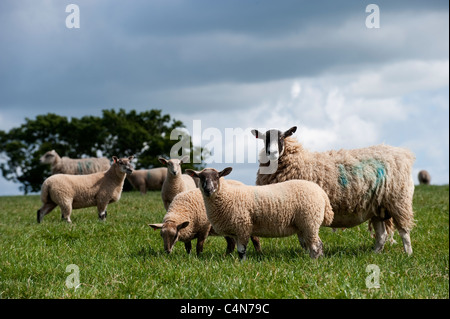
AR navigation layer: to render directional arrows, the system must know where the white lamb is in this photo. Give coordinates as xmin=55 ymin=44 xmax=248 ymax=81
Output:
xmin=158 ymin=156 xmax=198 ymax=210
xmin=37 ymin=156 xmax=134 ymax=223
xmin=149 ymin=185 xmax=261 ymax=256
xmin=186 ymin=167 xmax=334 ymax=260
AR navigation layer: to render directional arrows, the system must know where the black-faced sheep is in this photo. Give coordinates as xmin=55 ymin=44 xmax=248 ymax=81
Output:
xmin=186 ymin=167 xmax=334 ymax=260
xmin=126 ymin=167 xmax=168 ymax=194
xmin=158 ymin=156 xmax=198 ymax=210
xmin=251 ymin=126 xmax=415 ymax=255
xmin=149 ymin=186 xmax=261 ymax=256
xmin=418 ymin=170 xmax=431 ymax=185
xmin=40 ymin=150 xmax=111 ymax=175
xmin=37 ymin=156 xmax=134 ymax=223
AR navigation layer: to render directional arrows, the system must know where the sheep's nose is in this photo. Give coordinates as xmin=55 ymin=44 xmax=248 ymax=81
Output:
xmin=204 ymin=190 xmax=212 ymax=197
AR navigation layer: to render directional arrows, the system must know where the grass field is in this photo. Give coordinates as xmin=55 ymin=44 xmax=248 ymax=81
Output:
xmin=0 ymin=185 xmax=448 ymax=299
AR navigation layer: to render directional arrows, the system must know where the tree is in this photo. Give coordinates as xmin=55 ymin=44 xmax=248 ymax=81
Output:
xmin=0 ymin=109 xmax=204 ymax=194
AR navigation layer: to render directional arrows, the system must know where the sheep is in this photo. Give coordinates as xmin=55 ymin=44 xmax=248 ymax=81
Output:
xmin=37 ymin=156 xmax=134 ymax=223
xmin=418 ymin=170 xmax=431 ymax=185
xmin=149 ymin=185 xmax=261 ymax=256
xmin=126 ymin=167 xmax=168 ymax=194
xmin=185 ymin=167 xmax=334 ymax=260
xmin=251 ymin=126 xmax=415 ymax=255
xmin=158 ymin=155 xmax=198 ymax=210
xmin=40 ymin=150 xmax=111 ymax=175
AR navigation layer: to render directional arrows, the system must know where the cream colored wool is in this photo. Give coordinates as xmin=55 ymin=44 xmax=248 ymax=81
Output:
xmin=159 ymin=157 xmax=198 ymax=211
xmin=188 ymin=169 xmax=334 ymax=259
xmin=40 ymin=150 xmax=111 ymax=175
xmin=256 ymin=136 xmax=415 ymax=254
xmin=150 ymin=180 xmax=261 ymax=255
xmin=126 ymin=167 xmax=167 ymax=194
xmin=37 ymin=156 xmax=133 ymax=223
xmin=161 ymin=174 xmax=197 ymax=210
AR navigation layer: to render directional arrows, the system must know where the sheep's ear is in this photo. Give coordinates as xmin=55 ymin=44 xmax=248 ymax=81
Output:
xmin=185 ymin=169 xmax=199 ymax=178
xmin=149 ymin=223 xmax=163 ymax=230
xmin=219 ymin=167 xmax=233 ymax=177
xmin=158 ymin=157 xmax=168 ymax=165
xmin=128 ymin=155 xmax=135 ymax=161
xmin=177 ymin=221 xmax=189 ymax=231
xmin=282 ymin=126 xmax=297 ymax=138
xmin=180 ymin=155 xmax=190 ymax=164
xmin=251 ymin=129 xmax=265 ymax=140
xmin=112 ymin=156 xmax=119 ymax=163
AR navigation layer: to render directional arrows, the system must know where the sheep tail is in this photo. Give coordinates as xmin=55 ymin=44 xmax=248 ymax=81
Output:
xmin=322 ymin=193 xmax=334 ymax=227
xmin=40 ymin=181 xmax=51 ymax=204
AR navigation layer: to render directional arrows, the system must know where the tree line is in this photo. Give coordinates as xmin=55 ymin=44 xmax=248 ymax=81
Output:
xmin=0 ymin=109 xmax=203 ymax=194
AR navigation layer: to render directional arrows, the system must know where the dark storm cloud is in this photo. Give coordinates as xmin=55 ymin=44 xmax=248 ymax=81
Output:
xmin=0 ymin=0 xmax=448 ymax=117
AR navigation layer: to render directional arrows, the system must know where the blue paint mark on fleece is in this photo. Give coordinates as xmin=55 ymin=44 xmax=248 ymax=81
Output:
xmin=77 ymin=162 xmax=83 ymax=174
xmin=337 ymin=159 xmax=386 ymax=190
xmin=338 ymin=164 xmax=349 ymax=187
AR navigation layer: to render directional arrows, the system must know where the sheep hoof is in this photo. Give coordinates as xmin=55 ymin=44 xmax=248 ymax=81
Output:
xmin=99 ymin=211 xmax=107 ymax=221
xmin=238 ymin=252 xmax=247 ymax=261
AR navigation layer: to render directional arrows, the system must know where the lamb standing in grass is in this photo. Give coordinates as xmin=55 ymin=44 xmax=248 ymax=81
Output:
xmin=126 ymin=167 xmax=168 ymax=194
xmin=37 ymin=156 xmax=134 ymax=223
xmin=158 ymin=156 xmax=198 ymax=210
xmin=40 ymin=150 xmax=111 ymax=175
xmin=252 ymin=126 xmax=415 ymax=255
xmin=149 ymin=185 xmax=261 ymax=256
xmin=186 ymin=167 xmax=334 ymax=260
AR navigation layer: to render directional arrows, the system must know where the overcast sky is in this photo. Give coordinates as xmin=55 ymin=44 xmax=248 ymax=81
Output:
xmin=0 ymin=0 xmax=448 ymax=195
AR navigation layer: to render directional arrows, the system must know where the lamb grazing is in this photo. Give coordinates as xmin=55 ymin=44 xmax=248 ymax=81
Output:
xmin=126 ymin=167 xmax=168 ymax=194
xmin=40 ymin=150 xmax=111 ymax=175
xmin=158 ymin=155 xmax=198 ymax=210
xmin=418 ymin=170 xmax=431 ymax=185
xmin=251 ymin=126 xmax=415 ymax=255
xmin=185 ymin=167 xmax=334 ymax=260
xmin=37 ymin=156 xmax=134 ymax=223
xmin=149 ymin=185 xmax=261 ymax=256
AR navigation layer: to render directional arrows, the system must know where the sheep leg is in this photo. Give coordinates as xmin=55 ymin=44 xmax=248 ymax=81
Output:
xmin=97 ymin=203 xmax=108 ymax=221
xmin=398 ymin=229 xmax=413 ymax=256
xmin=250 ymin=236 xmax=262 ymax=253
xmin=37 ymin=202 xmax=57 ymax=223
xmin=224 ymin=236 xmax=236 ymax=255
xmin=301 ymin=226 xmax=323 ymax=259
xmin=139 ymin=185 xmax=146 ymax=195
xmin=297 ymin=230 xmax=308 ymax=250
xmin=307 ymin=237 xmax=323 ymax=259
xmin=184 ymin=241 xmax=192 ymax=254
xmin=236 ymin=237 xmax=249 ymax=261
xmin=163 ymin=201 xmax=170 ymax=211
xmin=385 ymin=182 xmax=414 ymax=255
xmin=196 ymin=234 xmax=208 ymax=256
xmin=59 ymin=203 xmax=73 ymax=223
xmin=372 ymin=218 xmax=388 ymax=253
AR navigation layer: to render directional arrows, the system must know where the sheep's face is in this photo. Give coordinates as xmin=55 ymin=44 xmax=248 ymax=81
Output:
xmin=251 ymin=126 xmax=297 ymax=161
xmin=168 ymin=160 xmax=182 ymax=176
xmin=185 ymin=167 xmax=233 ymax=197
xmin=158 ymin=156 xmax=189 ymax=176
xmin=113 ymin=156 xmax=134 ymax=175
xmin=40 ymin=150 xmax=56 ymax=164
xmin=149 ymin=221 xmax=189 ymax=253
